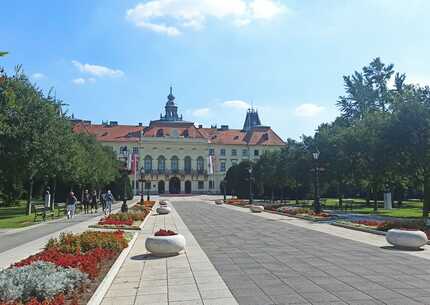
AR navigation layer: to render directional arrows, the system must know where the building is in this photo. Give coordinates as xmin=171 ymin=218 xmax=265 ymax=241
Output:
xmin=73 ymin=88 xmax=285 ymax=194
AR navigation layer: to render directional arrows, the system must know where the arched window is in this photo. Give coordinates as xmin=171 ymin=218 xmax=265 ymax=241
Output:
xmin=157 ymin=156 xmax=166 ymax=172
xmin=171 ymin=156 xmax=179 ymax=172
xmin=183 ymin=129 xmax=189 ymax=138
xmin=197 ymin=156 xmax=204 ymax=173
xmin=144 ymin=156 xmax=152 ymax=172
xmin=156 ymin=129 xmax=164 ymax=137
xmin=184 ymin=156 xmax=192 ymax=173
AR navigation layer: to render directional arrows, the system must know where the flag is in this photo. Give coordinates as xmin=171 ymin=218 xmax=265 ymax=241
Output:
xmin=131 ymin=154 xmax=139 ymax=174
xmin=208 ymin=155 xmax=214 ymax=175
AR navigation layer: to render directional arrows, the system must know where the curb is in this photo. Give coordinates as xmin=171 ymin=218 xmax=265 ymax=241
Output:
xmin=86 ymin=204 xmax=154 ymax=305
xmin=331 ymin=222 xmax=387 ymax=236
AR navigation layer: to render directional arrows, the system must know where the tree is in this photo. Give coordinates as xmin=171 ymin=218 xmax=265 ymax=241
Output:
xmin=0 ymin=52 xmax=7 ymax=57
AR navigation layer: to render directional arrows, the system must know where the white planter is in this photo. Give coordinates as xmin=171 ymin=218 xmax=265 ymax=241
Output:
xmin=249 ymin=205 xmax=264 ymax=213
xmin=159 ymin=200 xmax=169 ymax=206
xmin=156 ymin=206 xmax=171 ymax=215
xmin=145 ymin=234 xmax=186 ymax=256
xmin=215 ymin=199 xmax=224 ymax=205
xmin=386 ymin=229 xmax=428 ymax=249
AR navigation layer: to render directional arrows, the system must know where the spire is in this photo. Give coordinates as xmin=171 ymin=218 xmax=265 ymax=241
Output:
xmin=160 ymin=86 xmax=182 ymax=121
xmin=167 ymin=85 xmax=175 ymax=103
xmin=242 ymin=108 xmax=262 ymax=131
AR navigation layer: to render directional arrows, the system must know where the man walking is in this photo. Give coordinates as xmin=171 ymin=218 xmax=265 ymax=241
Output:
xmin=66 ymin=192 xmax=77 ymax=219
xmin=105 ymin=190 xmax=114 ymax=215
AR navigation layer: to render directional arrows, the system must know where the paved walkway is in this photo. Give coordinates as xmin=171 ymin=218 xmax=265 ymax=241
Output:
xmin=173 ymin=199 xmax=430 ymax=305
xmin=101 ymin=202 xmax=238 ymax=305
xmin=0 ymin=198 xmax=138 ymax=269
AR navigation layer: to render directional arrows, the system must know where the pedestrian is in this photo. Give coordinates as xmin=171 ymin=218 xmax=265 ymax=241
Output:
xmin=100 ymin=191 xmax=107 ymax=213
xmin=121 ymin=199 xmax=128 ymax=213
xmin=83 ymin=189 xmax=91 ymax=214
xmin=90 ymin=190 xmax=98 ymax=213
xmin=105 ymin=190 xmax=114 ymax=215
xmin=66 ymin=191 xmax=77 ymax=219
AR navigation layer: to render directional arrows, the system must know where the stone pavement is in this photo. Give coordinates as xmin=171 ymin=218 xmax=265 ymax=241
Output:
xmin=173 ymin=199 xmax=430 ymax=305
xmin=101 ymin=202 xmax=238 ymax=305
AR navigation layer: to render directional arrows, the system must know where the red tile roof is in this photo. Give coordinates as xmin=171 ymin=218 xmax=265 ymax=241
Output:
xmin=73 ymin=123 xmax=285 ymax=146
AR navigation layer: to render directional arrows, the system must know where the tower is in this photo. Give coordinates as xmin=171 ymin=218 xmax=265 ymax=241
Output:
xmin=160 ymin=86 xmax=182 ymax=121
xmin=242 ymin=108 xmax=262 ymax=131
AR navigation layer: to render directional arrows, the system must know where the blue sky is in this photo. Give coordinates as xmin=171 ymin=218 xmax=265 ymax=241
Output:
xmin=2 ymin=0 xmax=430 ymax=140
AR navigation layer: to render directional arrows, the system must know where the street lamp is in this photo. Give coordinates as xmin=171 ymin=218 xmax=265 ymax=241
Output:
xmin=139 ymin=167 xmax=144 ymax=203
xmin=248 ymin=166 xmax=253 ymax=205
xmin=121 ymin=150 xmax=129 ymax=201
xmin=313 ymin=150 xmax=321 ymax=213
xmin=222 ymin=177 xmax=227 ymax=201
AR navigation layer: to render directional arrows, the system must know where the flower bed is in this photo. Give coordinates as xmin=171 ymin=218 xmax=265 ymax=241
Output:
xmin=89 ymin=211 xmax=150 ymax=230
xmin=225 ymin=199 xmax=248 ymax=206
xmin=136 ymin=200 xmax=156 ymax=208
xmin=333 ymin=219 xmax=430 ymax=239
xmin=155 ymin=229 xmax=177 ymax=236
xmin=265 ymin=206 xmax=333 ymax=221
xmin=0 ymin=231 xmax=129 ymax=305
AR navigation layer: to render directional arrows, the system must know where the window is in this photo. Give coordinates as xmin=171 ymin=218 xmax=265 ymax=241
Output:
xmin=231 ymin=149 xmax=237 ymax=156
xmin=198 ymin=181 xmax=204 ymax=189
xmin=197 ymin=157 xmax=204 ymax=172
xmin=231 ymin=159 xmax=238 ymax=166
xmin=171 ymin=156 xmax=179 ymax=172
xmin=183 ymin=130 xmax=189 ymax=138
xmin=254 ymin=149 xmax=259 ymax=156
xmin=209 ymin=180 xmax=214 ymax=189
xmin=220 ymin=161 xmax=226 ymax=172
xmin=209 ymin=148 xmax=215 ymax=156
xmin=144 ymin=156 xmax=152 ymax=172
xmin=184 ymin=156 xmax=192 ymax=173
xmin=145 ymin=182 xmax=151 ymax=190
xmin=157 ymin=156 xmax=165 ymax=172
xmin=220 ymin=149 xmax=226 ymax=156
xmin=120 ymin=146 xmax=128 ymax=155
xmin=132 ymin=147 xmax=139 ymax=154
xmin=242 ymin=149 xmax=249 ymax=157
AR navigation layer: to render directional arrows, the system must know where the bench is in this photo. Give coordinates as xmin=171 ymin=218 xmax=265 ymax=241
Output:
xmin=55 ymin=202 xmax=66 ymax=217
xmin=343 ymin=199 xmax=354 ymax=211
xmin=33 ymin=203 xmax=55 ymax=221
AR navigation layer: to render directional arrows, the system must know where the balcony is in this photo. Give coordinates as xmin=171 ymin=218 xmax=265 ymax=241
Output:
xmin=139 ymin=169 xmax=208 ymax=179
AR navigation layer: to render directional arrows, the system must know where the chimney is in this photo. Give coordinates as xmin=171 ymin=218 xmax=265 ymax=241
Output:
xmin=220 ymin=125 xmax=229 ymax=130
xmin=109 ymin=121 xmax=118 ymax=126
xmin=198 ymin=124 xmax=203 ymax=128
xmin=138 ymin=122 xmax=143 ymax=126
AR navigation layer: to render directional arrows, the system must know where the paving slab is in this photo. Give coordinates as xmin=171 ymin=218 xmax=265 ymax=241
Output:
xmin=173 ymin=199 xmax=430 ymax=305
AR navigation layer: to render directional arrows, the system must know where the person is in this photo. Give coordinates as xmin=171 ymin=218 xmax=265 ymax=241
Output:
xmin=82 ymin=189 xmax=91 ymax=214
xmin=90 ymin=190 xmax=98 ymax=213
xmin=100 ymin=191 xmax=107 ymax=213
xmin=121 ymin=199 xmax=128 ymax=213
xmin=66 ymin=192 xmax=77 ymax=219
xmin=105 ymin=190 xmax=114 ymax=215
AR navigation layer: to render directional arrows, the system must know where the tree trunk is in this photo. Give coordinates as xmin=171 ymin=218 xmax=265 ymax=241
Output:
xmin=373 ymin=188 xmax=378 ymax=212
xmin=51 ymin=179 xmax=57 ymax=211
xmin=423 ymin=174 xmax=430 ymax=218
xmin=271 ymin=189 xmax=274 ymax=203
xmin=27 ymin=176 xmax=34 ymax=215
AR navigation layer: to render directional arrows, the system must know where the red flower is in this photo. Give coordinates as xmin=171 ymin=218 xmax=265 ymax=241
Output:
xmin=155 ymin=229 xmax=177 ymax=236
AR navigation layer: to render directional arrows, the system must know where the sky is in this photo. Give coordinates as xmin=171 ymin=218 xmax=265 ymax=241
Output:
xmin=2 ymin=0 xmax=430 ymax=140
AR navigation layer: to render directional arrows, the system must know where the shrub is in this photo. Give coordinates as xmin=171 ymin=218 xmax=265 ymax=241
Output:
xmin=0 ymin=262 xmax=87 ymax=303
xmin=0 ymin=293 xmax=66 ymax=305
xmin=46 ymin=231 xmax=127 ymax=254
xmin=99 ymin=218 xmax=133 ymax=226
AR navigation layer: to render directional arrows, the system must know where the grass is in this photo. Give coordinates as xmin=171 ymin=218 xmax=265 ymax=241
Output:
xmin=287 ymin=198 xmax=425 ymax=219
xmin=0 ymin=201 xmax=65 ymax=229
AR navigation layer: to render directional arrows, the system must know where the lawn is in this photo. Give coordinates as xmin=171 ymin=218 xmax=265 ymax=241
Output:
xmin=0 ymin=201 xmax=65 ymax=229
xmin=288 ymin=198 xmax=424 ymax=219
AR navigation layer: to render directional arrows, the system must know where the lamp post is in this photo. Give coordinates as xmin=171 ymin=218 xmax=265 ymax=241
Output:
xmin=121 ymin=150 xmax=129 ymax=201
xmin=248 ymin=166 xmax=253 ymax=205
xmin=139 ymin=167 xmax=144 ymax=203
xmin=313 ymin=150 xmax=321 ymax=213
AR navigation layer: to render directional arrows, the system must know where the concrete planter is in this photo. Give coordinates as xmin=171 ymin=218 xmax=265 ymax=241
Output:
xmin=215 ymin=199 xmax=224 ymax=205
xmin=156 ymin=206 xmax=171 ymax=215
xmin=249 ymin=205 xmax=264 ymax=213
xmin=386 ymin=229 xmax=428 ymax=249
xmin=145 ymin=234 xmax=186 ymax=256
xmin=159 ymin=200 xmax=169 ymax=206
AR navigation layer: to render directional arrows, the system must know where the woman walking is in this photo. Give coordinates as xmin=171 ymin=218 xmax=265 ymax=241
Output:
xmin=105 ymin=190 xmax=114 ymax=215
xmin=66 ymin=192 xmax=77 ymax=219
xmin=90 ymin=190 xmax=98 ymax=213
xmin=83 ymin=189 xmax=91 ymax=214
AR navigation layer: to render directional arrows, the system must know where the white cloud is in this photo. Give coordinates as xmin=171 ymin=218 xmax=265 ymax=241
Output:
xmin=72 ymin=60 xmax=124 ymax=78
xmin=222 ymin=100 xmax=251 ymax=110
xmin=126 ymin=0 xmax=286 ymax=36
xmin=72 ymin=78 xmax=86 ymax=85
xmin=31 ymin=73 xmax=45 ymax=79
xmin=294 ymin=103 xmax=324 ymax=118
xmin=192 ymin=107 xmax=211 ymax=117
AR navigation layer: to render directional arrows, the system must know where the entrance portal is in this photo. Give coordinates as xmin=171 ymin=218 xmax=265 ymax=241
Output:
xmin=185 ymin=180 xmax=192 ymax=194
xmin=169 ymin=177 xmax=181 ymax=194
xmin=158 ymin=180 xmax=165 ymax=194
